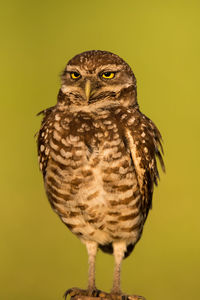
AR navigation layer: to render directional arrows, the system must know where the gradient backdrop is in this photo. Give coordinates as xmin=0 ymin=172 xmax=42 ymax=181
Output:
xmin=1 ymin=1 xmax=200 ymax=300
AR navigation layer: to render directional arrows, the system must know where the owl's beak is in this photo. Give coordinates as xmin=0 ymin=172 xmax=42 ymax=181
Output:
xmin=85 ymin=80 xmax=91 ymax=102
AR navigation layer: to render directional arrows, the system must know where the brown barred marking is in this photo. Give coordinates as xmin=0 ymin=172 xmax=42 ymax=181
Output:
xmin=110 ymin=235 xmax=123 ymax=240
xmin=52 ymin=205 xmax=69 ymax=217
xmin=48 ymin=166 xmax=65 ymax=179
xmin=108 ymin=211 xmax=121 ymax=216
xmin=46 ymin=184 xmax=72 ymax=201
xmin=87 ymin=191 xmax=99 ymax=201
xmin=112 ymin=184 xmax=133 ymax=192
xmin=81 ymin=170 xmax=93 ymax=177
xmin=47 ymin=194 xmax=64 ymax=205
xmin=107 ymin=220 xmax=118 ymax=225
xmin=77 ymin=204 xmax=89 ymax=210
xmin=118 ymin=211 xmax=140 ymax=221
xmin=51 ymin=135 xmax=62 ymax=148
xmin=121 ymin=221 xmax=142 ymax=232
xmin=118 ymin=194 xmax=140 ymax=205
xmin=66 ymin=223 xmax=78 ymax=230
xmin=51 ymin=156 xmax=68 ymax=170
xmin=98 ymin=224 xmax=105 ymax=230
xmin=118 ymin=198 xmax=137 ymax=205
xmin=71 ymin=178 xmax=83 ymax=186
xmin=88 ymin=217 xmax=100 ymax=224
xmin=69 ymin=211 xmax=81 ymax=217
xmin=47 ymin=176 xmax=61 ymax=189
xmin=129 ymin=201 xmax=141 ymax=210
xmin=109 ymin=200 xmax=120 ymax=206
xmin=104 ymin=166 xmax=124 ymax=174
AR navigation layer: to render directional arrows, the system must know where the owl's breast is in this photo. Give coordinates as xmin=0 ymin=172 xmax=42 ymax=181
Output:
xmin=43 ymin=109 xmax=143 ymax=245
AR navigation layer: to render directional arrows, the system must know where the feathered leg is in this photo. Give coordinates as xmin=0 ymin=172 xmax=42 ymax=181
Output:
xmin=111 ymin=241 xmax=146 ymax=300
xmin=85 ymin=240 xmax=98 ymax=292
xmin=64 ymin=241 xmax=106 ymax=299
xmin=111 ymin=241 xmax=126 ymax=294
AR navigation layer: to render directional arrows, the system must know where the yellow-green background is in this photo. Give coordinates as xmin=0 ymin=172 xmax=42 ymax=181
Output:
xmin=1 ymin=1 xmax=199 ymax=299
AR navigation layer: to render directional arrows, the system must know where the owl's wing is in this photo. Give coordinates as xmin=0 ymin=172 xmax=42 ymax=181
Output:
xmin=37 ymin=106 xmax=55 ymax=177
xmin=125 ymin=112 xmax=165 ymax=220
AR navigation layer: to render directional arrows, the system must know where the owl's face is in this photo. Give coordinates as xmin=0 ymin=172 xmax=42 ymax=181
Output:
xmin=60 ymin=50 xmax=137 ymax=107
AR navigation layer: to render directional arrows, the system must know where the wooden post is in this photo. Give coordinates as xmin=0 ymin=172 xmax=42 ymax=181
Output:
xmin=70 ymin=295 xmax=144 ymax=300
xmin=71 ymin=297 xmax=110 ymax=300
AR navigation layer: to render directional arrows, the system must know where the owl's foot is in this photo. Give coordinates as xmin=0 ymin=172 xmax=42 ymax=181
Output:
xmin=126 ymin=295 xmax=146 ymax=300
xmin=110 ymin=293 xmax=146 ymax=300
xmin=64 ymin=287 xmax=87 ymax=299
xmin=64 ymin=287 xmax=110 ymax=299
xmin=64 ymin=288 xmax=145 ymax=300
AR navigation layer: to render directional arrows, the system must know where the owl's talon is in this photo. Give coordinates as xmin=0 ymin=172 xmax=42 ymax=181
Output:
xmin=91 ymin=289 xmax=110 ymax=298
xmin=98 ymin=291 xmax=107 ymax=297
xmin=63 ymin=287 xmax=110 ymax=299
xmin=127 ymin=295 xmax=146 ymax=300
xmin=63 ymin=287 xmax=87 ymax=299
xmin=63 ymin=288 xmax=71 ymax=299
xmin=109 ymin=294 xmax=146 ymax=300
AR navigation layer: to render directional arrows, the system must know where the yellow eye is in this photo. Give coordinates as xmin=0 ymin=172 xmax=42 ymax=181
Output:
xmin=101 ymin=72 xmax=115 ymax=79
xmin=70 ymin=72 xmax=81 ymax=80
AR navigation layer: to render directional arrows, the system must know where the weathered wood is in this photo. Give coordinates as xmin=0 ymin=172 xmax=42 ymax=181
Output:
xmin=71 ymin=295 xmax=144 ymax=300
xmin=71 ymin=297 xmax=110 ymax=300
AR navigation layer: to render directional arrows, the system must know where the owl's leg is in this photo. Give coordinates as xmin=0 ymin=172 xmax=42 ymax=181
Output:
xmin=64 ymin=240 xmax=98 ymax=299
xmin=85 ymin=241 xmax=114 ymax=298
xmin=64 ymin=240 xmax=110 ymax=299
xmin=110 ymin=241 xmax=146 ymax=300
xmin=111 ymin=241 xmax=126 ymax=295
xmin=85 ymin=240 xmax=98 ymax=292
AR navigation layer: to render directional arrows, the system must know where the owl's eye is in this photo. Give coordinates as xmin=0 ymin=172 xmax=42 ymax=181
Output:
xmin=70 ymin=72 xmax=81 ymax=80
xmin=101 ymin=72 xmax=115 ymax=79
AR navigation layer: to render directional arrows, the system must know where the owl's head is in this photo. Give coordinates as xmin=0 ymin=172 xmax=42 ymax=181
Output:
xmin=59 ymin=50 xmax=137 ymax=108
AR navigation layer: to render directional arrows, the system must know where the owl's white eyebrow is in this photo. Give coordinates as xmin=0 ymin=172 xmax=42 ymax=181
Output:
xmin=66 ymin=64 xmax=123 ymax=73
xmin=98 ymin=64 xmax=122 ymax=70
xmin=66 ymin=66 xmax=81 ymax=72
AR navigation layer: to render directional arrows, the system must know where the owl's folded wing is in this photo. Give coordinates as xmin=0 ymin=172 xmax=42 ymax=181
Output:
xmin=125 ymin=114 xmax=165 ymax=220
xmin=37 ymin=106 xmax=55 ymax=177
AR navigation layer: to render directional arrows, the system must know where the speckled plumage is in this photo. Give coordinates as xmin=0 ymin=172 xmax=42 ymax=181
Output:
xmin=37 ymin=50 xmax=164 ymax=298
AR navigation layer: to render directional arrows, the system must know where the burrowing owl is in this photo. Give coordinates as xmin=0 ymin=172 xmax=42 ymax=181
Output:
xmin=37 ymin=50 xmax=164 ymax=299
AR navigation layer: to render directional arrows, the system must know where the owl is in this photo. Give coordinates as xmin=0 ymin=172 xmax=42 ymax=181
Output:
xmin=37 ymin=50 xmax=165 ymax=300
